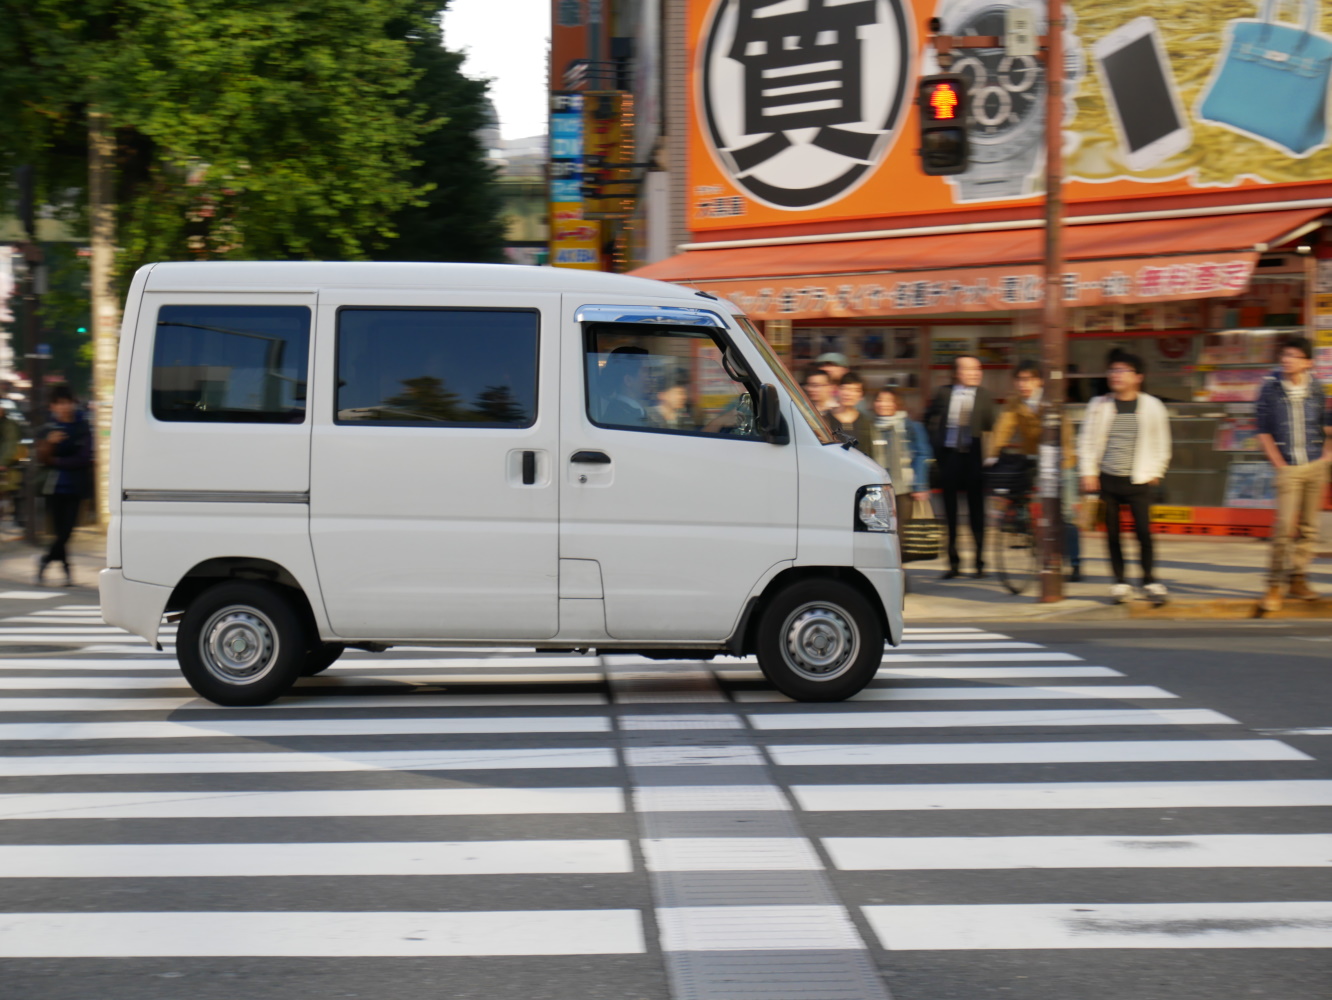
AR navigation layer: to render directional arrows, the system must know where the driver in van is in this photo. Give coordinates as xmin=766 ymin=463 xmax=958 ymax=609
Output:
xmin=600 ymin=345 xmax=651 ymax=426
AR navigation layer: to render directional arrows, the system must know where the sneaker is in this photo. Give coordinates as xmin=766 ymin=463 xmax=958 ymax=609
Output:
xmin=61 ymin=562 xmax=74 ymax=588
xmin=1260 ymin=585 xmax=1284 ymax=614
xmin=1144 ymin=582 xmax=1169 ymax=606
xmin=1287 ymin=575 xmax=1319 ymax=602
xmin=1110 ymin=583 xmax=1133 ymax=604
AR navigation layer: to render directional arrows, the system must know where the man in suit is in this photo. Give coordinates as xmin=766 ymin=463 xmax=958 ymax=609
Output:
xmin=599 ymin=345 xmax=652 ymax=427
xmin=925 ymin=354 xmax=996 ymax=578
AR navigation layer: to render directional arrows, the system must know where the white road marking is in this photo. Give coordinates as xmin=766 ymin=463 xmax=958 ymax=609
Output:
xmin=0 ymin=715 xmax=611 ymax=741
xmin=825 ymin=834 xmax=1332 ymax=870
xmin=618 ymin=714 xmax=744 ymax=730
xmin=657 ymin=905 xmax=864 ymax=951
xmin=735 ymin=685 xmax=1177 ymax=703
xmin=0 ymin=910 xmax=646 ymax=957
xmin=0 ymin=840 xmax=634 ymax=877
xmin=0 ymin=673 xmax=607 ymax=689
xmin=792 ymin=780 xmax=1332 ymax=812
xmin=877 ymin=653 xmax=1082 ymax=663
xmin=715 ymin=666 xmax=1123 ymax=682
xmin=747 ymin=708 xmax=1237 ymax=730
xmin=863 ymin=902 xmax=1332 ymax=950
xmin=766 ymin=739 xmax=1310 ymax=767
xmin=643 ymin=838 xmax=823 ymax=872
xmin=0 ymin=747 xmax=618 ymax=777
xmin=0 ymin=693 xmax=609 ymax=711
xmin=0 ymin=591 xmax=62 ymax=600
xmin=634 ymin=785 xmax=792 ymax=812
xmin=0 ymin=787 xmax=625 ymax=819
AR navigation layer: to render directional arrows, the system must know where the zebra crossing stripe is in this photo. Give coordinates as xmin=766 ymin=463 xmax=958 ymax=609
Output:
xmin=747 ymin=708 xmax=1237 ymax=730
xmin=863 ymin=902 xmax=1332 ymax=950
xmin=656 ymin=905 xmax=862 ymax=951
xmin=735 ymin=685 xmax=1178 ymax=703
xmin=765 ymin=739 xmax=1311 ymax=766
xmin=0 ymin=716 xmax=611 ymax=741
xmin=824 ymin=834 xmax=1332 ymax=870
xmin=642 ymin=838 xmax=823 ymax=872
xmin=878 ymin=652 xmax=1082 ymax=662
xmin=0 ymin=787 xmax=626 ymax=819
xmin=0 ymin=747 xmax=619 ymax=777
xmin=0 ymin=910 xmax=646 ymax=957
xmin=0 ymin=673 xmax=607 ymax=689
xmin=791 ymin=780 xmax=1332 ymax=812
xmin=0 ymin=840 xmax=634 ymax=877
xmin=0 ymin=693 xmax=609 ymax=710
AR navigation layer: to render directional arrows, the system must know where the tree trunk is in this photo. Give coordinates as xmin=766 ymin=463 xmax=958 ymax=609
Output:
xmin=88 ymin=109 xmax=119 ymax=525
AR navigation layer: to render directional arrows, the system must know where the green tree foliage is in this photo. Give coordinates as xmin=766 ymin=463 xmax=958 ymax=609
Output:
xmin=373 ymin=32 xmax=508 ymax=263
xmin=0 ymin=0 xmax=506 ymax=286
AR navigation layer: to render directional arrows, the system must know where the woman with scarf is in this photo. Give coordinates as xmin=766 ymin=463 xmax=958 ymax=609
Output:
xmin=869 ymin=387 xmax=932 ymax=539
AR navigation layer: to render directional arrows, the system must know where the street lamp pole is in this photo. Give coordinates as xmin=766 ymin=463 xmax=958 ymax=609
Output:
xmin=1038 ymin=0 xmax=1067 ymax=602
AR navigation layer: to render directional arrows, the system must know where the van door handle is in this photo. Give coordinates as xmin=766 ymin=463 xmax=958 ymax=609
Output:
xmin=570 ymin=450 xmax=611 ymax=464
xmin=521 ymin=450 xmax=536 ymax=485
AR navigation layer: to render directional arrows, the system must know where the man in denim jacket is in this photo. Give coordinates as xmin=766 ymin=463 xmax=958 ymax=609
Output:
xmin=1255 ymin=336 xmax=1332 ymax=612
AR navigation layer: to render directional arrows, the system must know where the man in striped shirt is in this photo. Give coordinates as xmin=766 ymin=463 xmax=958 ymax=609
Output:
xmin=1078 ymin=353 xmax=1173 ymax=605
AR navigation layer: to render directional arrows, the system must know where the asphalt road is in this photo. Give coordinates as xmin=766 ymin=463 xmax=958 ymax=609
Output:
xmin=0 ymin=588 xmax=1328 ymax=1000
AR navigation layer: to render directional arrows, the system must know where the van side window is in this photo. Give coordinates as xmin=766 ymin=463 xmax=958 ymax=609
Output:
xmin=152 ymin=305 xmax=310 ymax=423
xmin=584 ymin=323 xmax=761 ymax=439
xmin=336 ymin=309 xmax=537 ymax=427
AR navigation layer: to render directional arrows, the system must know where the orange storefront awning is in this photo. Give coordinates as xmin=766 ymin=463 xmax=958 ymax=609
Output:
xmin=631 ymin=209 xmax=1325 ymax=322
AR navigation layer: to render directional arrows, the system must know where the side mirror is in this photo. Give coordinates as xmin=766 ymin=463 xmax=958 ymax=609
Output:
xmin=757 ymin=383 xmax=783 ymax=441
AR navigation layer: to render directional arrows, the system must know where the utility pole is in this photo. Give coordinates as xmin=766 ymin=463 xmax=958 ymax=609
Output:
xmin=1037 ymin=0 xmax=1066 ymax=603
xmin=929 ymin=3 xmax=1067 ymax=601
xmin=88 ymin=109 xmax=120 ymax=525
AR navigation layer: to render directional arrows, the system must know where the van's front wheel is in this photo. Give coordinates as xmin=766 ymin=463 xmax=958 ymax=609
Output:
xmin=755 ymin=580 xmax=883 ymax=702
xmin=177 ymin=581 xmax=308 ymax=706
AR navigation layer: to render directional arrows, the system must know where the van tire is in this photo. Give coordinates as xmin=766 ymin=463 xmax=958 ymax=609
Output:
xmin=755 ymin=579 xmax=883 ymax=702
xmin=301 ymin=643 xmax=346 ymax=676
xmin=177 ymin=581 xmax=309 ymax=706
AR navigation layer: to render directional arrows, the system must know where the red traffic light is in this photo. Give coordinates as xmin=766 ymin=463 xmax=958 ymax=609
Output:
xmin=926 ymin=81 xmax=959 ymax=121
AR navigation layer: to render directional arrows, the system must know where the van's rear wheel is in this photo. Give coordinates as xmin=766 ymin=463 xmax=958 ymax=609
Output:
xmin=177 ymin=581 xmax=308 ymax=706
xmin=755 ymin=580 xmax=883 ymax=702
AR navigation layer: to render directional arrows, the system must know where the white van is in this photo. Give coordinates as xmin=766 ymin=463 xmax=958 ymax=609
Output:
xmin=100 ymin=262 xmax=904 ymax=705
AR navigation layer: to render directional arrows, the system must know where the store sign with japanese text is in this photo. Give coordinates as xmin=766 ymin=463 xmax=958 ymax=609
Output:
xmin=692 ymin=253 xmax=1256 ymax=321
xmin=689 ymin=0 xmax=1332 ymax=230
xmin=549 ymin=92 xmax=602 ymax=270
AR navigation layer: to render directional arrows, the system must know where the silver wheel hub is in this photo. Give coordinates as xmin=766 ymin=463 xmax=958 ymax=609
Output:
xmin=782 ymin=602 xmax=858 ymax=681
xmin=200 ymin=606 xmax=278 ymax=684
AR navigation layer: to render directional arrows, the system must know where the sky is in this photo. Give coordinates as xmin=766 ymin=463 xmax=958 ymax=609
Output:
xmin=441 ymin=0 xmax=552 ymax=140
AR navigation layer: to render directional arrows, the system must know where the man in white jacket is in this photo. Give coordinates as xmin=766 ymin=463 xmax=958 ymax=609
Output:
xmin=1078 ymin=352 xmax=1172 ymax=605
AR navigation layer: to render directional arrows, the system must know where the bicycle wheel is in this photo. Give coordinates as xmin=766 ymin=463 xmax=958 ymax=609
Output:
xmin=992 ymin=493 xmax=1038 ymax=595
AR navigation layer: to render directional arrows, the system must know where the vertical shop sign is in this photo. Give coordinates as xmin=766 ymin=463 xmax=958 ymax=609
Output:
xmin=549 ymin=91 xmax=602 ymax=270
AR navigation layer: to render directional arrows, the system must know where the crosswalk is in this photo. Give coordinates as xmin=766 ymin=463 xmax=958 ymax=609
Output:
xmin=0 ymin=599 xmax=1328 ymax=998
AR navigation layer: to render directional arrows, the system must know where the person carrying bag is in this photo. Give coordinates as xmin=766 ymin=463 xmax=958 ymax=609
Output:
xmin=35 ymin=387 xmax=93 ymax=587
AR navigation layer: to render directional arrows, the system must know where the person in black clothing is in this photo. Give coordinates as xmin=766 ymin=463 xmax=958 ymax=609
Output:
xmin=924 ymin=355 xmax=997 ymax=578
xmin=35 ymin=386 xmax=92 ymax=586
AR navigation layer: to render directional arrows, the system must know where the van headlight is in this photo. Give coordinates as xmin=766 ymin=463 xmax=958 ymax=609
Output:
xmin=855 ymin=485 xmax=896 ymax=533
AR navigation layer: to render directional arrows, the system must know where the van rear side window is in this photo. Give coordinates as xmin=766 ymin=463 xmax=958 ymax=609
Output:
xmin=152 ymin=305 xmax=311 ymax=423
xmin=335 ymin=308 xmax=538 ymax=427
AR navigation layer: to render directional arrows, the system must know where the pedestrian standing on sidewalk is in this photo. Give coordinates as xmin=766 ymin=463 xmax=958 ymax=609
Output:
xmin=870 ymin=387 xmax=932 ymax=534
xmin=826 ymin=373 xmax=875 ymax=450
xmin=1254 ymin=336 xmax=1332 ymax=612
xmin=1078 ymin=353 xmax=1172 ymax=605
xmin=35 ymin=386 xmax=92 ymax=587
xmin=802 ymin=369 xmax=835 ymax=415
xmin=925 ymin=354 xmax=996 ymax=579
xmin=986 ymin=360 xmax=1082 ymax=580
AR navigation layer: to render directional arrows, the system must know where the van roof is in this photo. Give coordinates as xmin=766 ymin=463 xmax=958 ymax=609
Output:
xmin=141 ymin=261 xmax=709 ymax=301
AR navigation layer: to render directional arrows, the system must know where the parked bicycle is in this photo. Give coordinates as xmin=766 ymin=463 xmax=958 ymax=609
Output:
xmin=985 ymin=454 xmax=1038 ymax=595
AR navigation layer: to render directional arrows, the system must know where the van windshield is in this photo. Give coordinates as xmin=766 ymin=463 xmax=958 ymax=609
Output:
xmin=733 ymin=314 xmax=837 ymax=445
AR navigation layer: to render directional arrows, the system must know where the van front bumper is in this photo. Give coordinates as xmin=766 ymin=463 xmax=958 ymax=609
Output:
xmin=99 ymin=569 xmax=171 ymax=649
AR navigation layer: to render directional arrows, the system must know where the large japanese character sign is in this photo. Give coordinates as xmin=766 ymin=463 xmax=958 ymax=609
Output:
xmin=700 ymin=0 xmax=911 ymax=210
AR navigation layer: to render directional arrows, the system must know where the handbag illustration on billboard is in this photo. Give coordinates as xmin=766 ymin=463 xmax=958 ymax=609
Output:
xmin=1197 ymin=0 xmax=1332 ymax=156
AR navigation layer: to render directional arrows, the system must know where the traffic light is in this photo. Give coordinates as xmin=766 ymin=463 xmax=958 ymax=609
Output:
xmin=917 ymin=75 xmax=968 ymax=176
